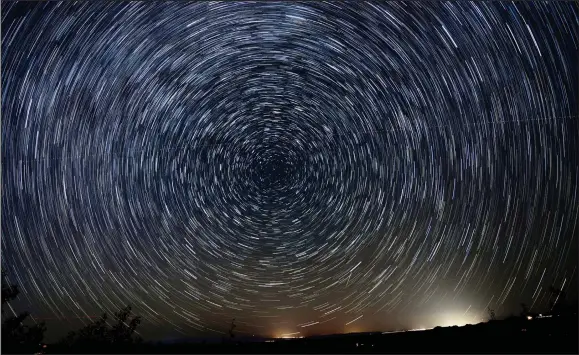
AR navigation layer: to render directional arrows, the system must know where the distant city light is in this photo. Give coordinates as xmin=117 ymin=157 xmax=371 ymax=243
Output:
xmin=277 ymin=332 xmax=302 ymax=339
xmin=434 ymin=312 xmax=474 ymax=328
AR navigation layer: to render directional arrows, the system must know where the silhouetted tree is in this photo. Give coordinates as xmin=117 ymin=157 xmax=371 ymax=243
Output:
xmin=520 ymin=303 xmax=529 ymax=317
xmin=2 ymin=271 xmax=20 ymax=308
xmin=487 ymin=307 xmax=496 ymax=321
xmin=229 ymin=318 xmax=236 ymax=339
xmin=1 ymin=270 xmax=47 ymax=354
xmin=109 ymin=306 xmax=142 ymax=344
xmin=58 ymin=305 xmax=142 ymax=352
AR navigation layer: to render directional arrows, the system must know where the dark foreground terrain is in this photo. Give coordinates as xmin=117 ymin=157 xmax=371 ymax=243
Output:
xmin=45 ymin=314 xmax=577 ymax=354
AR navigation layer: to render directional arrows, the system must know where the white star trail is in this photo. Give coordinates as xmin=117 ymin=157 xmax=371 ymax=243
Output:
xmin=1 ymin=1 xmax=577 ymax=341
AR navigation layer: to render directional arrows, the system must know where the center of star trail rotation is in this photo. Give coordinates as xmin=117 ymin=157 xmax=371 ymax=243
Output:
xmin=1 ymin=1 xmax=577 ymax=341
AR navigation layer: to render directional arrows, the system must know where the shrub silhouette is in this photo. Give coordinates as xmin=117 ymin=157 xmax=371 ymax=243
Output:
xmin=58 ymin=305 xmax=142 ymax=352
xmin=1 ymin=270 xmax=47 ymax=354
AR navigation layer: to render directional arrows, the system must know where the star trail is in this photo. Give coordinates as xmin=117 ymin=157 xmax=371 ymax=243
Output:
xmin=1 ymin=1 xmax=578 ymax=341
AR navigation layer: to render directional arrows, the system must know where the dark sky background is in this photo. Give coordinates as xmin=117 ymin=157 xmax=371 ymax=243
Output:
xmin=1 ymin=1 xmax=577 ymax=342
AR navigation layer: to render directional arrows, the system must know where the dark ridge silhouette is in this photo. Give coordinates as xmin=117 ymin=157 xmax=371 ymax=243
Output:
xmin=2 ymin=271 xmax=576 ymax=354
xmin=43 ymin=306 xmax=577 ymax=354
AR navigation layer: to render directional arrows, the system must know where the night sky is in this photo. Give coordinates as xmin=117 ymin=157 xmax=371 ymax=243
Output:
xmin=1 ymin=1 xmax=578 ymax=342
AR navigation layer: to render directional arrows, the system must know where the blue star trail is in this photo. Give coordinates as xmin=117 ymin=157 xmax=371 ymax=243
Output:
xmin=1 ymin=1 xmax=577 ymax=341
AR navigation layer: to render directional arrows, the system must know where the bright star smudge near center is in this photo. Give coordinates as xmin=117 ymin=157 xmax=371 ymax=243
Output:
xmin=1 ymin=1 xmax=577 ymax=341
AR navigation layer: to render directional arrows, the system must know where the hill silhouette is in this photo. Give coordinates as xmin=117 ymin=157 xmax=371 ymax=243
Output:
xmin=41 ymin=311 xmax=577 ymax=354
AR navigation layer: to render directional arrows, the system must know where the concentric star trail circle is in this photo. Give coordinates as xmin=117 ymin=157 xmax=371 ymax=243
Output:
xmin=1 ymin=2 xmax=577 ymax=340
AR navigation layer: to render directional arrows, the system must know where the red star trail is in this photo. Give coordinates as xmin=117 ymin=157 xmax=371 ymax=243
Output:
xmin=1 ymin=1 xmax=577 ymax=342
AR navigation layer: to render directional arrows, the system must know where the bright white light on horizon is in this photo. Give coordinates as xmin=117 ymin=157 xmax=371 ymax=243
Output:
xmin=277 ymin=332 xmax=301 ymax=339
xmin=433 ymin=312 xmax=476 ymax=328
